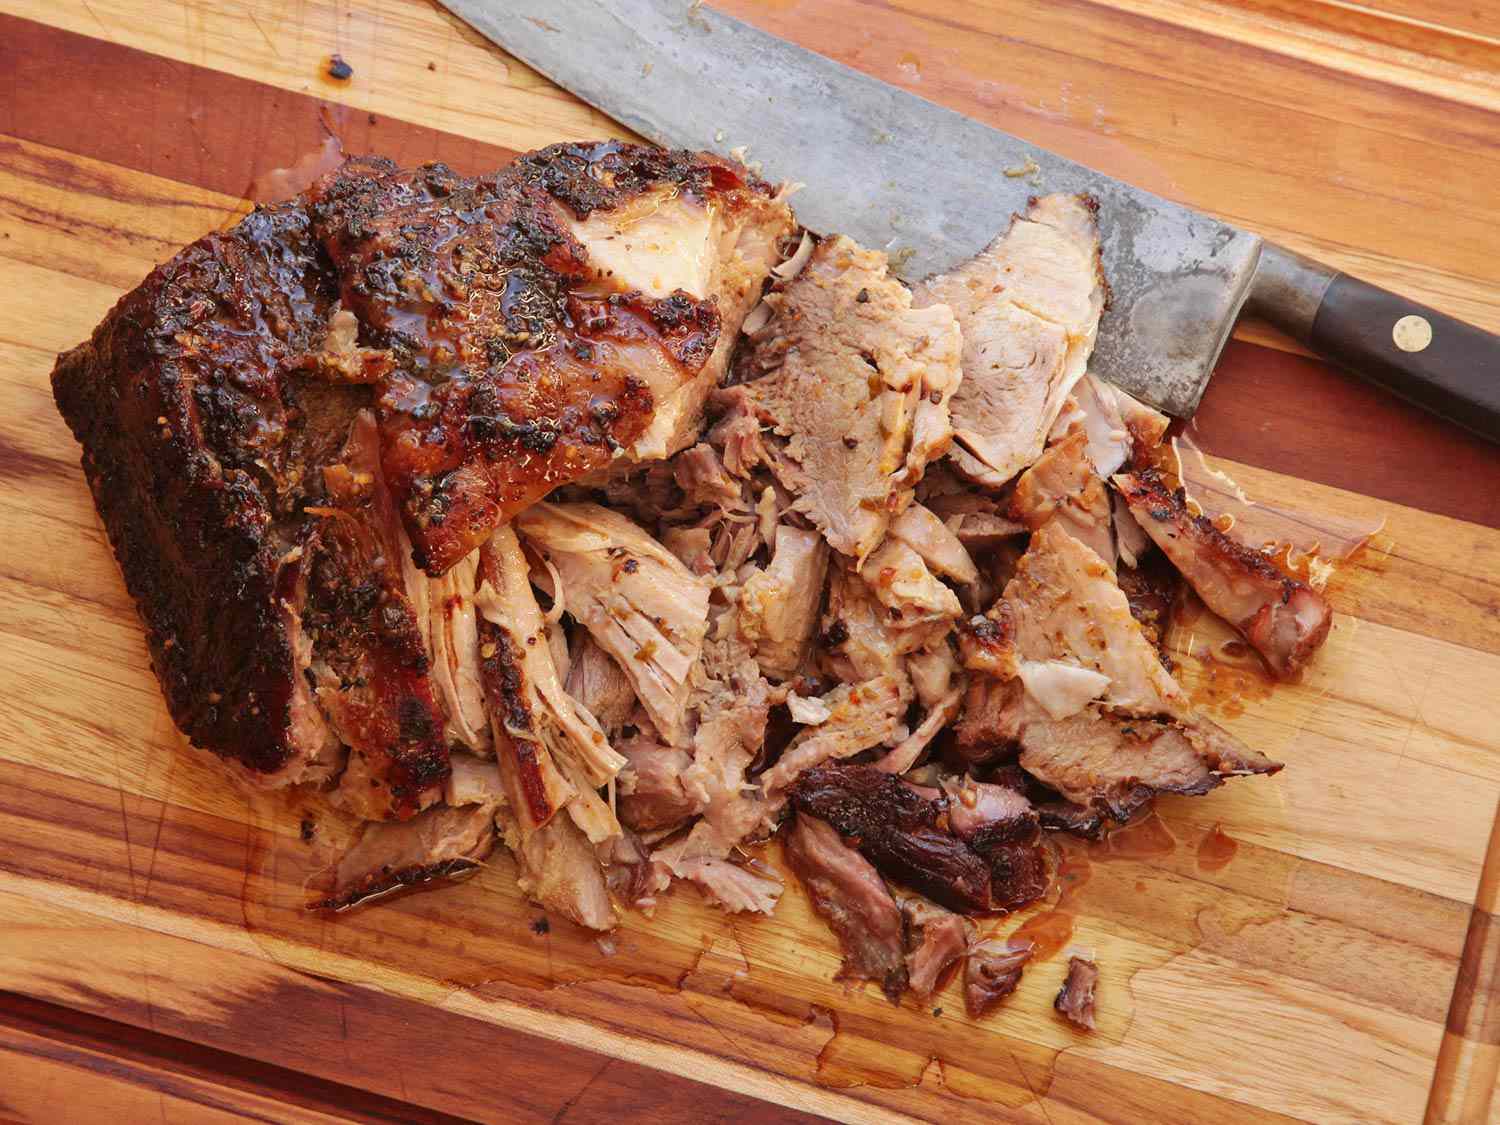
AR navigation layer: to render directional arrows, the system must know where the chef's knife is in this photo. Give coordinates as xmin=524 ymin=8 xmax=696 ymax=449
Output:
xmin=442 ymin=0 xmax=1500 ymax=440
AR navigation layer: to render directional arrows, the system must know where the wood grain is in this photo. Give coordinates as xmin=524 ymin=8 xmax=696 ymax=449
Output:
xmin=0 ymin=0 xmax=1497 ymax=1121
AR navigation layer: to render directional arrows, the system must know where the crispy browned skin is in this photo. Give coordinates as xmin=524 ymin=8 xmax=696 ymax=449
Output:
xmin=309 ymin=146 xmax=767 ymax=575
xmin=50 ymin=201 xmax=348 ymax=778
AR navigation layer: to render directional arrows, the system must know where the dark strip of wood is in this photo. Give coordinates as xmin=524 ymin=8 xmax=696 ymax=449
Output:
xmin=0 ymin=14 xmax=519 ymax=201
xmin=0 ymin=990 xmax=473 ymax=1124
xmin=4 ymin=15 xmax=1499 ymax=527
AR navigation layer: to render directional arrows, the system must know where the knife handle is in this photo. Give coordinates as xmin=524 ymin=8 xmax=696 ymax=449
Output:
xmin=1249 ymin=243 xmax=1500 ymax=443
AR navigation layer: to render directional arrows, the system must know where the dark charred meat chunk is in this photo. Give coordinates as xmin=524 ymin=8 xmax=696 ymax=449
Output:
xmin=1055 ymin=955 xmax=1099 ymax=1030
xmin=50 ymin=200 xmax=346 ymax=784
xmin=965 ymin=939 xmax=1033 ymax=1019
xmin=788 ymin=764 xmax=1045 ymax=915
xmin=785 ymin=813 xmax=908 ymax=1001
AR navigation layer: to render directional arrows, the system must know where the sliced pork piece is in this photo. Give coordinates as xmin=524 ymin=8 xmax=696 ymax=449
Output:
xmin=1055 ymin=956 xmax=1099 ymax=1030
xmin=738 ymin=525 xmax=830 ymax=680
xmin=761 ymin=674 xmax=911 ymax=797
xmin=616 ymin=737 xmax=699 ymax=833
xmin=789 ymin=764 xmax=1027 ymax=915
xmin=888 ymin=503 xmax=979 ymax=585
xmin=736 ymin=236 xmax=962 ymax=561
xmin=1010 ymin=429 xmax=1115 ymax=565
xmin=965 ymin=939 xmax=1033 ymax=1019
xmin=426 ymin=551 xmax=491 ymax=752
xmin=1018 ymin=708 xmax=1281 ymax=822
xmin=902 ymin=897 xmax=971 ymax=1000
xmin=785 ymin=813 xmax=908 ymax=1001
xmin=1006 ymin=522 xmax=1189 ymax=718
xmin=516 ymin=502 xmax=711 ymax=746
xmin=309 ymin=413 xmax=450 ymax=820
xmin=476 ymin=524 xmax=625 ymax=854
xmin=315 ymin=802 xmax=497 ymax=910
xmin=1114 ymin=470 xmax=1333 ymax=678
xmin=912 ymin=194 xmax=1105 ymax=487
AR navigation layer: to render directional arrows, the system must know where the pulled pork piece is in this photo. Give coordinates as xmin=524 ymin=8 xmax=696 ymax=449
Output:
xmin=873 ymin=685 xmax=963 ymax=775
xmin=786 ymin=813 xmax=909 ymax=1001
xmin=475 ymin=525 xmax=622 ymax=927
xmin=445 ymin=752 xmax=505 ymax=806
xmin=564 ymin=634 xmax=638 ymax=737
xmin=1019 ymin=708 xmax=1280 ymax=822
xmin=1036 ymin=800 xmax=1107 ymax=841
xmin=425 ymin=550 xmax=491 ymax=752
xmin=311 ymin=412 xmax=450 ymax=820
xmin=739 ymin=524 xmax=830 ymax=679
xmin=761 ymin=675 xmax=911 ymax=797
xmin=954 ymin=676 xmax=1024 ymax=765
xmin=888 ymin=503 xmax=979 ymax=586
xmin=1114 ymin=470 xmax=1333 ymax=678
xmin=516 ymin=502 xmax=710 ymax=745
xmin=1055 ymin=956 xmax=1099 ymax=1030
xmin=859 ymin=538 xmax=964 ymax=626
xmin=496 ymin=803 xmax=616 ymax=931
xmin=1006 ymin=522 xmax=1188 ymax=718
xmin=956 ymin=601 xmax=1020 ymax=680
xmin=789 ymin=764 xmax=1044 ymax=915
xmin=1051 ymin=374 xmax=1169 ymax=478
xmin=1016 ymin=660 xmax=1111 ymax=720
xmin=616 ymin=737 xmax=698 ymax=833
xmin=912 ymin=194 xmax=1105 ymax=487
xmin=821 ymin=565 xmax=947 ymax=683
xmin=735 ymin=236 xmax=962 ymax=561
xmin=658 ymin=849 xmax=784 ymax=914
xmin=315 ymin=802 xmax=496 ymax=910
xmin=903 ymin=897 xmax=972 ymax=1000
xmin=965 ymin=939 xmax=1033 ymax=1019
xmin=1010 ymin=429 xmax=1115 ymax=566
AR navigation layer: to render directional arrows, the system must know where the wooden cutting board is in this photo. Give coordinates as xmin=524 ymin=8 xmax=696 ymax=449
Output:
xmin=2 ymin=2 xmax=1499 ymax=1122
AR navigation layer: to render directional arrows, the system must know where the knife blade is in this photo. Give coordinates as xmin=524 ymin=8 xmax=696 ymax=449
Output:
xmin=442 ymin=0 xmax=1500 ymax=438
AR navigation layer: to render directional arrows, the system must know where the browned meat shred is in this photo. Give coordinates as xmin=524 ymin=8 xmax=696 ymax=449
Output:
xmin=1055 ymin=955 xmax=1099 ymax=1030
xmin=965 ymin=939 xmax=1033 ymax=1018
xmin=784 ymin=813 xmax=908 ymax=1001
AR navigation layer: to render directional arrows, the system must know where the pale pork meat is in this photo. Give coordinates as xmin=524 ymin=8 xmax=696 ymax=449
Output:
xmin=736 ymin=236 xmax=962 ymax=561
xmin=761 ymin=674 xmax=911 ymax=796
xmin=888 ymin=502 xmax=979 ymax=585
xmin=738 ymin=524 xmax=830 ymax=679
xmin=516 ymin=502 xmax=711 ymax=745
xmin=616 ymin=737 xmax=699 ymax=833
xmin=912 ymin=194 xmax=1106 ymax=487
xmin=1010 ymin=429 xmax=1115 ymax=565
xmin=316 ymin=802 xmax=498 ymax=910
xmin=425 ymin=551 xmax=491 ymax=752
xmin=564 ymin=634 xmax=638 ymax=736
xmin=1114 ymin=469 xmax=1333 ymax=678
